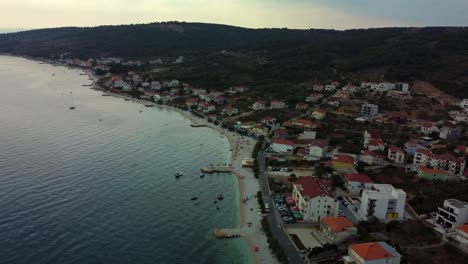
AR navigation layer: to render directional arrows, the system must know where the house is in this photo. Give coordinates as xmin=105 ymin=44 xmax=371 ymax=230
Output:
xmin=394 ymin=82 xmax=409 ymax=93
xmin=222 ymin=106 xmax=239 ymax=116
xmin=427 ymin=153 xmax=466 ymax=175
xmin=436 ymin=199 xmax=468 ymax=230
xmin=359 ymin=151 xmax=381 ymax=166
xmin=306 ymin=93 xmax=324 ymax=102
xmin=297 ymin=148 xmax=306 ymax=157
xmin=455 ymin=225 xmax=468 ymax=249
xmin=198 ymin=102 xmax=216 ymax=113
xmin=252 ymin=101 xmax=266 ymax=110
xmin=306 ymin=145 xmax=324 ymax=161
xmin=270 ymin=100 xmax=286 ymax=109
xmin=360 ymin=184 xmax=406 ymax=220
xmin=312 ymin=109 xmax=326 ymax=120
xmin=360 ymin=103 xmax=379 ymax=117
xmin=296 ymin=103 xmax=309 ymax=111
xmin=298 ymin=131 xmax=317 ymax=140
xmin=320 ymin=217 xmax=357 ymax=243
xmin=413 ymin=148 xmax=432 ymax=165
xmin=327 ymin=100 xmax=341 ymax=107
xmin=292 ymin=177 xmax=339 ymax=221
xmin=287 ymin=119 xmax=316 ymax=129
xmin=261 ymin=117 xmax=277 ymax=126
xmin=325 ymin=84 xmax=337 ymax=92
xmin=344 ymin=174 xmax=374 ymax=195
xmin=332 ymin=155 xmax=355 ymax=170
xmin=271 ymin=138 xmax=295 ymax=153
xmin=313 ymin=84 xmax=324 ymax=92
xmin=417 ymin=166 xmax=450 ymax=181
xmin=460 ymin=99 xmax=468 ymax=110
xmin=455 ymin=145 xmax=468 ymax=156
xmin=212 ymin=95 xmax=225 ymax=104
xmin=439 ymin=125 xmax=461 ymax=141
xmin=342 ymin=84 xmax=359 ymax=92
xmin=388 ymin=146 xmax=405 ymax=164
xmin=273 ymin=129 xmax=289 ymax=139
xmin=403 ymin=141 xmax=427 ymax=155
xmin=185 ymin=98 xmax=199 ymax=107
xmin=251 ymin=125 xmax=269 ymax=136
xmin=192 ymin=88 xmax=207 ymax=96
xmin=366 ymin=138 xmax=385 ymax=152
xmin=345 ymin=242 xmax=402 ymax=264
xmin=420 ymin=122 xmax=439 ymax=135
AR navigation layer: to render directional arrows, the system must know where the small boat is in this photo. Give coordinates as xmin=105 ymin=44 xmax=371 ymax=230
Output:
xmin=191 ymin=197 xmax=198 ymax=201
xmin=213 ymin=201 xmax=218 ymax=204
xmin=144 ymin=104 xmax=154 ymax=107
xmin=193 ymin=201 xmax=200 ymax=205
xmin=124 ymin=98 xmax=131 ymax=101
xmin=102 ymin=94 xmax=111 ymax=96
xmin=175 ymin=172 xmax=183 ymax=178
xmin=217 ymin=194 xmax=224 ymax=200
xmin=139 ymin=110 xmax=143 ymax=113
xmin=69 ymin=106 xmax=76 ymax=110
xmin=216 ymin=206 xmax=220 ymax=210
xmin=200 ymin=173 xmax=205 ymax=178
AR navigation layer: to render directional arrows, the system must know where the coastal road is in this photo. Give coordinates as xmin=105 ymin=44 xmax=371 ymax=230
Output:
xmin=257 ymin=150 xmax=304 ymax=264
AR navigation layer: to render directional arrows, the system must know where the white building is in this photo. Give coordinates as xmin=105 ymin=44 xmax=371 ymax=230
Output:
xmin=345 ymin=242 xmax=402 ymax=264
xmin=306 ymin=145 xmax=323 ymax=161
xmin=360 ymin=103 xmax=379 ymax=116
xmin=320 ymin=217 xmax=357 ymax=244
xmin=360 ymin=184 xmax=406 ymax=221
xmin=413 ymin=148 xmax=432 ymax=165
xmin=460 ymin=99 xmax=468 ymax=110
xmin=292 ymin=177 xmax=339 ymax=222
xmin=271 ymin=138 xmax=294 ymax=153
xmin=436 ymin=199 xmax=468 ymax=230
xmin=394 ymin=83 xmax=409 ymax=93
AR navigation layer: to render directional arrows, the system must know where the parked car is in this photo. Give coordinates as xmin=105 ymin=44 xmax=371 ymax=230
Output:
xmin=342 ymin=201 xmax=348 ymax=207
xmin=337 ymin=196 xmax=343 ymax=201
xmin=338 ymin=209 xmax=344 ymax=216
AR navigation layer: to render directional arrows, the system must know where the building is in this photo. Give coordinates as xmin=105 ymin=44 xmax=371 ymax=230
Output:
xmin=298 ymin=131 xmax=317 ymax=140
xmin=325 ymin=84 xmax=337 ymax=92
xmin=460 ymin=99 xmax=468 ymax=110
xmin=296 ymin=103 xmax=309 ymax=111
xmin=271 ymin=138 xmax=295 ymax=153
xmin=420 ymin=123 xmax=439 ymax=135
xmin=313 ymin=84 xmax=324 ymax=91
xmin=344 ymin=174 xmax=374 ymax=195
xmin=345 ymin=242 xmax=402 ymax=264
xmin=388 ymin=146 xmax=405 ymax=164
xmin=436 ymin=199 xmax=468 ymax=230
xmin=306 ymin=93 xmax=324 ymax=102
xmin=252 ymin=101 xmax=266 ymax=110
xmin=366 ymin=138 xmax=385 ymax=152
xmin=360 ymin=184 xmax=406 ymax=220
xmin=394 ymin=83 xmax=409 ymax=93
xmin=292 ymin=177 xmax=339 ymax=221
xmin=222 ymin=106 xmax=239 ymax=116
xmin=306 ymin=145 xmax=324 ymax=161
xmin=312 ymin=109 xmax=326 ymax=120
xmin=413 ymin=148 xmax=432 ymax=165
xmin=360 ymin=103 xmax=379 ymax=116
xmin=403 ymin=141 xmax=426 ymax=155
xmin=270 ymin=100 xmax=286 ymax=109
xmin=455 ymin=225 xmax=468 ymax=249
xmin=332 ymin=155 xmax=355 ymax=170
xmin=320 ymin=217 xmax=357 ymax=244
xmin=273 ymin=129 xmax=289 ymax=139
xmin=439 ymin=125 xmax=461 ymax=141
xmin=185 ymin=98 xmax=199 ymax=107
xmin=417 ymin=166 xmax=450 ymax=181
xmin=427 ymin=153 xmax=466 ymax=175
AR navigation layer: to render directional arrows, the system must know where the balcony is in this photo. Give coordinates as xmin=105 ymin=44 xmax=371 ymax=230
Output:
xmin=436 ymin=212 xmax=456 ymax=223
xmin=438 ymin=207 xmax=458 ymax=217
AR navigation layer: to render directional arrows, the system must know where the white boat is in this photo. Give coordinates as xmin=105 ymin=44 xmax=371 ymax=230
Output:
xmin=175 ymin=172 xmax=184 ymax=178
xmin=200 ymin=173 xmax=205 ymax=178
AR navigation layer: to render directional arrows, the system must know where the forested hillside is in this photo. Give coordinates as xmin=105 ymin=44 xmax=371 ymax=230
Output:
xmin=1 ymin=22 xmax=467 ymax=98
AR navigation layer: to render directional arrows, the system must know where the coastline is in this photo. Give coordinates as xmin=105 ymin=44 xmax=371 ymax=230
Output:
xmin=78 ymin=69 xmax=278 ymax=264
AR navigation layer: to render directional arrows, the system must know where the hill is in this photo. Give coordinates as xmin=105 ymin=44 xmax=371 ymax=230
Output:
xmin=1 ymin=22 xmax=467 ymax=98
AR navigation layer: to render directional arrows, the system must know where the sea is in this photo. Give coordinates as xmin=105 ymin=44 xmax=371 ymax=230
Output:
xmin=0 ymin=55 xmax=252 ymax=264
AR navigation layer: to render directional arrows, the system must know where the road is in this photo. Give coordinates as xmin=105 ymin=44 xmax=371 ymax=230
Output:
xmin=257 ymin=150 xmax=304 ymax=264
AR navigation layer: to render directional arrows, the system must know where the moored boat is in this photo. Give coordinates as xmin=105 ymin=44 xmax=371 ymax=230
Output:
xmin=175 ymin=172 xmax=183 ymax=178
xmin=217 ymin=194 xmax=224 ymax=200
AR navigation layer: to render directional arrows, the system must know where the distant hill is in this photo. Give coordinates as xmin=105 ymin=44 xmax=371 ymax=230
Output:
xmin=1 ymin=22 xmax=467 ymax=98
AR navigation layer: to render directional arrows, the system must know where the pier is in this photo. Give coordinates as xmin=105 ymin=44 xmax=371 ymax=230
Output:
xmin=200 ymin=165 xmax=233 ymax=173
xmin=213 ymin=229 xmax=242 ymax=239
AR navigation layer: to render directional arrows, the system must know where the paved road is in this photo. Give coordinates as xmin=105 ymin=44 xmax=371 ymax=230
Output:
xmin=258 ymin=150 xmax=304 ymax=264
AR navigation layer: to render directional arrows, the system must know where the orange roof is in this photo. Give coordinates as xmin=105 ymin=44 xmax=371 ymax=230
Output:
xmin=294 ymin=177 xmax=333 ymax=199
xmin=457 ymin=225 xmax=468 ymax=233
xmin=389 ymin=146 xmax=404 ymax=153
xmin=344 ymin=174 xmax=373 ymax=183
xmin=419 ymin=166 xmax=448 ymax=174
xmin=350 ymin=242 xmax=393 ymax=261
xmin=322 ymin=217 xmax=354 ymax=232
xmin=272 ymin=138 xmax=295 ymax=146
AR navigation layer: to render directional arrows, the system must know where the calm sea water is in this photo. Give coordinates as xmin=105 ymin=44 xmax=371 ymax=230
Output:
xmin=0 ymin=56 xmax=252 ymax=264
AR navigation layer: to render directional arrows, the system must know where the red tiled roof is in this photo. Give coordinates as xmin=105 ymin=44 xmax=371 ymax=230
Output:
xmin=322 ymin=217 xmax=354 ymax=232
xmin=332 ymin=155 xmax=355 ymax=164
xmin=415 ymin=148 xmax=432 ymax=155
xmin=293 ymin=119 xmax=315 ymax=126
xmin=389 ymin=146 xmax=403 ymax=153
xmin=344 ymin=174 xmax=373 ymax=183
xmin=314 ymin=109 xmax=325 ymax=113
xmin=297 ymin=148 xmax=306 ymax=154
xmin=350 ymin=242 xmax=393 ymax=261
xmin=458 ymin=225 xmax=468 ymax=233
xmin=368 ymin=139 xmax=384 ymax=146
xmin=294 ymin=177 xmax=333 ymax=199
xmin=418 ymin=166 xmax=448 ymax=174
xmin=274 ymin=129 xmax=289 ymax=135
xmin=272 ymin=138 xmax=295 ymax=146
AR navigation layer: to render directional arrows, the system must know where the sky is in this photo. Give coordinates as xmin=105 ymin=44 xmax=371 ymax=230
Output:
xmin=1 ymin=0 xmax=468 ymax=31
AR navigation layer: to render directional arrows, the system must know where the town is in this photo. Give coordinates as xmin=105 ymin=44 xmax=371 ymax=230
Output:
xmin=58 ymin=55 xmax=468 ymax=264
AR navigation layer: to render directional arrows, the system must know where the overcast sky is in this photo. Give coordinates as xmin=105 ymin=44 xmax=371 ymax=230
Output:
xmin=2 ymin=0 xmax=468 ymax=30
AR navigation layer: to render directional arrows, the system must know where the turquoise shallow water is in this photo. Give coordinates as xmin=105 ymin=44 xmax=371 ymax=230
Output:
xmin=0 ymin=56 xmax=252 ymax=264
